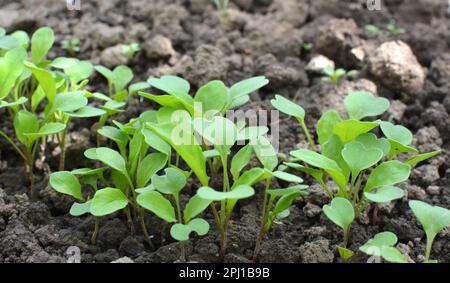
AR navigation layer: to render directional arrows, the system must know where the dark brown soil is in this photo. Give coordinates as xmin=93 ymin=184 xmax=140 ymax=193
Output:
xmin=0 ymin=0 xmax=448 ymax=263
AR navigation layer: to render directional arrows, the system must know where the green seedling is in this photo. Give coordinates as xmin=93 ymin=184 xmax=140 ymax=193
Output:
xmin=323 ymin=198 xmax=355 ymax=249
xmin=61 ymin=37 xmax=81 ymax=56
xmin=322 ymin=67 xmax=357 ymax=86
xmin=94 ymin=64 xmax=150 ymax=145
xmin=51 ymin=119 xmax=169 ymax=247
xmin=359 ymin=232 xmax=407 ymax=263
xmin=409 ymin=200 xmax=450 ymax=263
xmin=213 ymin=0 xmax=231 ymax=27
xmin=365 ymin=24 xmax=380 ymax=34
xmin=302 ymin=43 xmax=313 ymax=52
xmin=274 ymin=91 xmax=441 ymax=261
xmin=137 ymin=168 xmax=211 ymax=262
xmin=387 ymin=23 xmax=406 ymax=36
xmin=122 ymin=43 xmax=140 ymax=60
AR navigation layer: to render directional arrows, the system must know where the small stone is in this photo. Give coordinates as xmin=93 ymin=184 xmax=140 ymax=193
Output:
xmin=143 ymin=35 xmax=175 ymax=60
xmin=305 ymin=55 xmax=335 ymax=74
xmin=303 ymin=203 xmax=322 ymax=218
xmin=426 ymin=185 xmax=441 ymax=196
xmin=111 ymin=256 xmax=134 ymax=263
xmin=368 ymin=41 xmax=425 ymax=99
xmin=100 ymin=45 xmax=129 ymax=68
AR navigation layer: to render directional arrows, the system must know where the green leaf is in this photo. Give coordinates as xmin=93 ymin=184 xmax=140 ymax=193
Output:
xmin=197 ymin=185 xmax=254 ymax=201
xmin=344 ymin=91 xmax=390 ymax=120
xmin=148 ymin=76 xmax=193 ymax=114
xmin=51 ymin=57 xmax=79 ymax=69
xmin=355 ymin=133 xmax=391 ymax=157
xmin=237 ymin=126 xmax=269 ymax=141
xmin=380 ymin=122 xmax=413 ymax=146
xmin=66 ymin=106 xmax=106 ymax=118
xmin=49 ymin=171 xmax=83 ymax=200
xmin=137 ymin=153 xmax=168 ymax=188
xmin=405 ymin=150 xmax=442 ymax=166
xmin=381 ymin=246 xmax=408 ymax=263
xmin=184 ymin=195 xmax=212 ymax=223
xmin=65 ymin=60 xmax=94 ymax=84
xmin=0 ymin=47 xmax=26 ymax=99
xmin=272 ymin=191 xmax=303 ymax=215
xmin=152 ymin=168 xmax=186 ymax=195
xmin=322 ymin=135 xmax=350 ymax=181
xmin=137 ymin=191 xmax=177 ymax=222
xmin=272 ymin=171 xmax=303 ymax=183
xmin=53 ymin=91 xmax=88 ymax=113
xmin=342 ymin=141 xmax=383 ymax=181
xmin=359 ymin=232 xmax=407 ymax=263
xmin=193 ymin=116 xmax=238 ymax=148
xmin=337 ymin=246 xmax=354 ymax=262
xmin=129 ymin=82 xmax=150 ymax=95
xmin=69 ymin=201 xmax=92 ymax=216
xmin=253 ymin=136 xmax=278 ymax=172
xmin=359 ymin=232 xmax=397 ymax=256
xmin=90 ymin=188 xmax=129 ymax=217
xmin=24 ymin=62 xmax=57 ymax=103
xmin=95 ymin=147 xmax=128 ymax=177
xmin=13 ymin=110 xmax=39 ymax=147
xmin=187 ymin=218 xmax=209 ymax=236
xmin=0 ymin=97 xmax=28 ymax=109
xmin=229 ymin=76 xmax=268 ymax=103
xmin=387 ymin=139 xmax=418 ymax=159
xmin=141 ymin=128 xmax=171 ymax=155
xmin=317 ymin=110 xmax=342 ymax=146
xmin=0 ymin=35 xmax=19 ymax=50
xmin=231 ymin=144 xmax=253 ymax=180
xmin=139 ymin=92 xmax=185 ymax=110
xmin=98 ymin=126 xmax=128 ymax=150
xmin=364 ymin=186 xmax=404 ymax=203
xmin=323 ymin=197 xmax=355 ymax=231
xmin=290 ymin=149 xmax=346 ymax=192
xmin=112 ymin=65 xmax=133 ymax=92
xmin=194 ymin=80 xmax=228 ymax=115
xmin=271 ymin=95 xmax=305 ymax=120
xmin=31 ymin=27 xmax=54 ymax=63
xmin=170 ymin=224 xmax=191 ymax=241
xmin=409 ymin=201 xmax=450 ymax=245
xmin=146 ymin=122 xmax=209 ymax=186
xmin=231 ymin=167 xmax=266 ymax=189
xmin=333 ymin=120 xmax=380 ymax=143
xmin=24 ymin=122 xmax=66 ymax=140
xmin=267 ymin=185 xmax=308 ymax=197
xmin=364 ymin=161 xmax=411 ymax=192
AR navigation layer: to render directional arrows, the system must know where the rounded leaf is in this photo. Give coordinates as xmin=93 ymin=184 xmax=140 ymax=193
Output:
xmin=90 ymin=188 xmax=128 ymax=217
xmin=197 ymin=185 xmax=254 ymax=201
xmin=137 ymin=191 xmax=177 ymax=222
xmin=364 ymin=186 xmax=404 ymax=203
xmin=50 ymin=171 xmax=83 ymax=200
xmin=271 ymin=95 xmax=305 ymax=120
xmin=344 ymin=91 xmax=390 ymax=120
xmin=322 ymin=197 xmax=355 ymax=231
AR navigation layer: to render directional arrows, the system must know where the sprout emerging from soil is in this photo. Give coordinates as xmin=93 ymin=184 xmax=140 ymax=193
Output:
xmin=61 ymin=37 xmax=81 ymax=56
xmin=322 ymin=67 xmax=358 ymax=86
xmin=121 ymin=43 xmax=140 ymax=60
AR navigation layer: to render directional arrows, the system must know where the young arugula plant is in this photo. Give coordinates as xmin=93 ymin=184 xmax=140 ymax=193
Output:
xmin=51 ymin=118 xmax=169 ymax=247
xmin=365 ymin=24 xmax=380 ymax=34
xmin=272 ymin=91 xmax=441 ymax=260
xmin=94 ymin=64 xmax=150 ymax=145
xmin=213 ymin=0 xmax=231 ymax=27
xmin=387 ymin=23 xmax=406 ymax=36
xmin=137 ymin=168 xmax=211 ymax=262
xmin=61 ymin=37 xmax=81 ymax=56
xmin=322 ymin=67 xmax=357 ymax=86
xmin=409 ymin=200 xmax=450 ymax=263
xmin=359 ymin=232 xmax=407 ymax=263
xmin=121 ymin=43 xmax=140 ymax=60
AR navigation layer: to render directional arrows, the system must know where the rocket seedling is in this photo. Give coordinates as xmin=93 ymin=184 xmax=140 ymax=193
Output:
xmin=409 ymin=200 xmax=450 ymax=263
xmin=137 ymin=168 xmax=211 ymax=262
xmin=274 ymin=91 xmax=441 ymax=261
xmin=359 ymin=232 xmax=408 ymax=263
xmin=322 ymin=67 xmax=357 ymax=86
xmin=121 ymin=43 xmax=140 ymax=60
